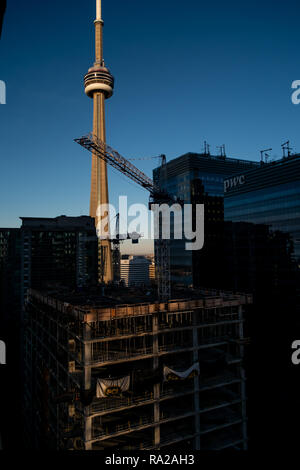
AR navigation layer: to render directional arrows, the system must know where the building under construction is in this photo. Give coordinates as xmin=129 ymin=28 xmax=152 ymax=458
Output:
xmin=23 ymin=286 xmax=251 ymax=450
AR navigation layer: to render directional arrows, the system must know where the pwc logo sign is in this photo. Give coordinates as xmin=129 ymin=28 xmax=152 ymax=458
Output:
xmin=224 ymin=175 xmax=245 ymax=193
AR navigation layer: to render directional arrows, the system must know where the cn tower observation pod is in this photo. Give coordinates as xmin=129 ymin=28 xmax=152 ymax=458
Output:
xmin=84 ymin=64 xmax=115 ymax=99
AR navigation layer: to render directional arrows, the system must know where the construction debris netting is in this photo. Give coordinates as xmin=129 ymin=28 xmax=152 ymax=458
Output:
xmin=163 ymin=363 xmax=199 ymax=382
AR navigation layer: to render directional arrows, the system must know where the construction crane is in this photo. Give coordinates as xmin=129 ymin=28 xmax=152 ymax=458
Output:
xmin=75 ymin=133 xmax=179 ymax=300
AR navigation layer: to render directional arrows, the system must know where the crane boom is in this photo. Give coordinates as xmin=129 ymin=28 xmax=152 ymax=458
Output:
xmin=75 ymin=133 xmax=176 ymax=300
xmin=75 ymin=133 xmax=162 ymax=196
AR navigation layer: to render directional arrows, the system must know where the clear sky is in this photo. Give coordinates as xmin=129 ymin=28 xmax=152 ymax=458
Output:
xmin=1 ymin=0 xmax=300 ymax=254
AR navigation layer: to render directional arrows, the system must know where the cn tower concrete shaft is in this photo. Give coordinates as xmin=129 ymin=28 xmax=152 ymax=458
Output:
xmin=85 ymin=0 xmax=114 ymax=283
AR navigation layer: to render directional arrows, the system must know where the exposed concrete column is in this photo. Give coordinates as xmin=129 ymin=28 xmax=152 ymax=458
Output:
xmin=193 ymin=312 xmax=200 ymax=450
xmin=83 ymin=322 xmax=92 ymax=450
xmin=153 ymin=313 xmax=160 ymax=447
xmin=238 ymin=305 xmax=247 ymax=449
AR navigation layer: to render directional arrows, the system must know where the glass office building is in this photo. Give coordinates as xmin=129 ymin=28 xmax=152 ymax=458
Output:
xmin=153 ymin=152 xmax=259 ymax=286
xmin=224 ymin=154 xmax=300 ymax=266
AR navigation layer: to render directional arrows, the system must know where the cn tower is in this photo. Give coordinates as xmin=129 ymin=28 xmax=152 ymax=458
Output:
xmin=84 ymin=0 xmax=113 ymax=283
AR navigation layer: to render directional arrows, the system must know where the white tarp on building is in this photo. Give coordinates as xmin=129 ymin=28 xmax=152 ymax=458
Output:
xmin=96 ymin=375 xmax=130 ymax=398
xmin=163 ymin=363 xmax=199 ymax=382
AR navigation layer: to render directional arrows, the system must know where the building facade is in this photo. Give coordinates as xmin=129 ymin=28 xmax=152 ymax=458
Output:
xmin=23 ymin=287 xmax=251 ymax=450
xmin=224 ymin=153 xmax=300 ymax=450
xmin=224 ymin=154 xmax=300 ymax=266
xmin=0 ymin=228 xmax=21 ymax=326
xmin=120 ymin=255 xmax=151 ymax=287
xmin=0 ymin=228 xmax=22 ymax=450
xmin=153 ymin=152 xmax=259 ymax=287
xmin=0 ymin=216 xmax=98 ymax=449
xmin=149 ymin=260 xmax=156 ymax=284
xmin=20 ymin=216 xmax=98 ymax=303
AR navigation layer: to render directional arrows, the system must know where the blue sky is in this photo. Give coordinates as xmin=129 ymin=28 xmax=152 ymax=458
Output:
xmin=1 ymin=0 xmax=300 ymax=253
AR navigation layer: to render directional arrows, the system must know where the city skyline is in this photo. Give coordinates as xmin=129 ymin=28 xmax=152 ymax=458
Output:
xmin=1 ymin=1 xmax=299 ymax=452
xmin=1 ymin=0 xmax=300 ymax=247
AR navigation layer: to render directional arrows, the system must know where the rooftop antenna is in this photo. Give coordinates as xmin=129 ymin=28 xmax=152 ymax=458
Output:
xmin=217 ymin=145 xmax=226 ymax=158
xmin=204 ymin=141 xmax=210 ymax=156
xmin=96 ymin=0 xmax=102 ymax=20
xmin=281 ymin=141 xmax=292 ymax=158
xmin=260 ymin=148 xmax=272 ymax=163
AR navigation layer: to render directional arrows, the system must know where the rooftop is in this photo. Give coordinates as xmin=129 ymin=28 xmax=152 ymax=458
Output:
xmin=20 ymin=215 xmax=95 ymax=230
xmin=28 ymin=285 xmax=252 ymax=322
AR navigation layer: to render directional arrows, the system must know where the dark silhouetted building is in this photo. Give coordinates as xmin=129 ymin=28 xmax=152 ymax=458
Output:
xmin=0 ymin=215 xmax=98 ymax=449
xmin=224 ymin=153 xmax=300 ymax=451
xmin=0 ymin=0 xmax=6 ymax=37
xmin=20 ymin=216 xmax=98 ymax=303
xmin=0 ymin=228 xmax=21 ymax=449
xmin=153 ymin=152 xmax=259 ymax=287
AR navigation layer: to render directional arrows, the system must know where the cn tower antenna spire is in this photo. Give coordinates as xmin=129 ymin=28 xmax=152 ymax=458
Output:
xmin=96 ymin=0 xmax=102 ymax=21
xmin=94 ymin=0 xmax=104 ymax=64
xmin=84 ymin=0 xmax=114 ymax=284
